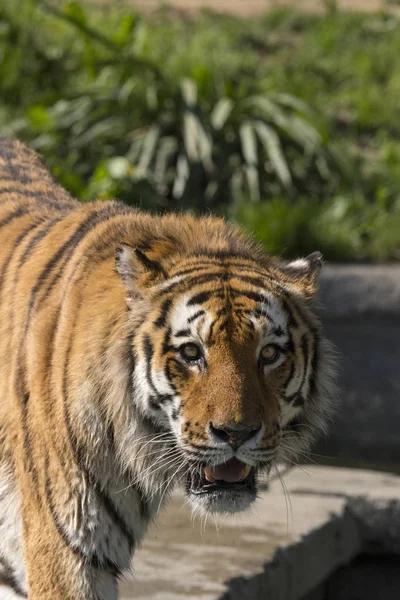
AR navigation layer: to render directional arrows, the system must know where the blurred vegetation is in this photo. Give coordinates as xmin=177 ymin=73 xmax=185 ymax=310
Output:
xmin=0 ymin=0 xmax=399 ymax=261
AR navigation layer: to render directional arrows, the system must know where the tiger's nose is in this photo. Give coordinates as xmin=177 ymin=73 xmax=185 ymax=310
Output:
xmin=209 ymin=421 xmax=262 ymax=449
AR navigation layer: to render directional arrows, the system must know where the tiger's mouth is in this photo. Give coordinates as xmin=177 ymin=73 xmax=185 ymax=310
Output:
xmin=187 ymin=458 xmax=256 ymax=496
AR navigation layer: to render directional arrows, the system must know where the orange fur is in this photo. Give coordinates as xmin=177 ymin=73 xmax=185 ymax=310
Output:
xmin=0 ymin=138 xmax=336 ymax=599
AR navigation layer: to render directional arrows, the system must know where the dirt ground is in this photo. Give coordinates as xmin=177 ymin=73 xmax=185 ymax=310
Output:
xmin=89 ymin=0 xmax=388 ymax=17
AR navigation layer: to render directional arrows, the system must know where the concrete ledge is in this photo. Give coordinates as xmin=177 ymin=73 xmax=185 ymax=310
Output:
xmin=119 ymin=466 xmax=400 ymax=599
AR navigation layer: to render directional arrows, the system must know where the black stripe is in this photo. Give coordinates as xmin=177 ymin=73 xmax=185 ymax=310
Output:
xmin=0 ymin=185 xmax=29 ymax=194
xmin=136 ymin=485 xmax=149 ymax=521
xmin=0 ymin=220 xmax=41 ymax=297
xmin=162 ymin=327 xmax=173 ymax=355
xmin=135 ymin=248 xmax=166 ymax=278
xmin=187 ymin=310 xmax=205 ymax=323
xmin=148 ymin=395 xmax=162 ymax=411
xmin=283 ymin=361 xmax=295 ymax=398
xmin=153 ymin=298 xmax=172 ymax=328
xmin=0 ymin=557 xmax=28 ymax=598
xmin=287 ymin=299 xmax=315 ymax=336
xmin=12 ymin=307 xmax=61 ymax=498
xmin=17 ymin=217 xmax=63 ymax=267
xmin=169 ymin=263 xmax=221 ymax=278
xmin=62 ymin=383 xmax=136 ymax=554
xmin=25 ymin=205 xmax=124 ymax=332
xmin=286 ymin=334 xmax=309 ymax=406
xmin=281 ymin=297 xmax=299 ymax=329
xmin=0 ymin=206 xmax=27 ymax=230
xmin=143 ymin=336 xmax=154 ymax=366
xmin=143 ymin=336 xmax=173 ymax=405
xmin=207 ymin=317 xmax=220 ymax=344
xmin=299 ymin=334 xmax=310 ymax=399
xmin=126 ymin=331 xmax=136 ymax=378
xmin=0 ymin=175 xmax=34 ymax=185
xmin=214 ymin=318 xmax=229 ymax=335
xmin=169 ymin=257 xmax=277 ymax=278
xmin=0 ymin=186 xmax=74 ymax=211
xmin=163 ymin=356 xmax=183 ymax=392
xmin=229 ymin=288 xmax=268 ymax=304
xmin=308 ymin=334 xmax=319 ymax=399
xmin=272 ymin=326 xmax=285 ymax=336
xmin=0 ymin=186 xmax=73 ymax=212
xmin=285 ymin=414 xmax=306 ymax=435
xmin=250 ymin=306 xmax=270 ymax=319
xmin=43 ymin=454 xmax=121 ymax=578
xmin=17 ymin=389 xmax=40 ymax=493
xmin=62 ymin=317 xmax=136 ymax=553
xmin=187 ymin=290 xmax=215 ymax=306
xmin=174 ymin=329 xmax=191 ymax=338
xmin=157 ymin=270 xmax=275 ymax=299
xmin=35 ymin=207 xmax=117 ymax=304
xmin=168 ymin=272 xmax=230 ymax=292
xmin=231 ymin=273 xmax=271 ymax=288
xmin=46 ymin=204 xmax=131 ymax=294
xmin=292 ymin=393 xmax=306 ymax=407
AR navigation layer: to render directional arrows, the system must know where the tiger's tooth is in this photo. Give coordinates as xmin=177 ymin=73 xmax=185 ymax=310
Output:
xmin=241 ymin=465 xmax=252 ymax=480
xmin=204 ymin=467 xmax=216 ymax=482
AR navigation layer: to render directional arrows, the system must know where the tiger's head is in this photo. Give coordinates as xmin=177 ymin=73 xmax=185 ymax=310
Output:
xmin=116 ymin=231 xmax=336 ymax=515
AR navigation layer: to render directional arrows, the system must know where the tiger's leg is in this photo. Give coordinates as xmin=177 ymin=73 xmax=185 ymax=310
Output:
xmin=18 ymin=457 xmax=119 ymax=600
xmin=0 ymin=465 xmax=27 ymax=599
xmin=21 ymin=503 xmax=119 ymax=600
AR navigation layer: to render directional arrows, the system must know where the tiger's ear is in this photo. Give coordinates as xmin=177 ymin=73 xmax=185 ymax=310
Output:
xmin=115 ymin=242 xmax=172 ymax=302
xmin=280 ymin=251 xmax=323 ymax=299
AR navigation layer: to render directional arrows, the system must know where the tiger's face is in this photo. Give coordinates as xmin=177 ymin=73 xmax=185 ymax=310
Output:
xmin=117 ymin=245 xmax=335 ymax=514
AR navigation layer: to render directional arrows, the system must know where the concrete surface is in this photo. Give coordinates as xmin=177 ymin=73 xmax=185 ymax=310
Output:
xmin=316 ymin=265 xmax=400 ymax=472
xmin=118 ymin=465 xmax=400 ymax=599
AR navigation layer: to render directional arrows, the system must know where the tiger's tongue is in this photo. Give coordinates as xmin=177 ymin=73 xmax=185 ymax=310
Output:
xmin=204 ymin=458 xmax=248 ymax=483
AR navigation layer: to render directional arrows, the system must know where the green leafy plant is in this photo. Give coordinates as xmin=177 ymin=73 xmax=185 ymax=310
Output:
xmin=93 ymin=78 xmax=329 ymax=211
xmin=0 ymin=1 xmax=399 ymax=261
xmin=2 ymin=1 xmax=330 ymax=212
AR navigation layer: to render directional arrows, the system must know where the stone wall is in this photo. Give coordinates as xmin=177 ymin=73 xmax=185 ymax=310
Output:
xmin=316 ymin=265 xmax=400 ymax=473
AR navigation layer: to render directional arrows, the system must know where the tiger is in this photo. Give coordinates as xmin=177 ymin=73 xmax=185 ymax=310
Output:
xmin=0 ymin=137 xmax=336 ymax=600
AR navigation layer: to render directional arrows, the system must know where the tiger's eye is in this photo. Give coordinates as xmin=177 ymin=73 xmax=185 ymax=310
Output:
xmin=260 ymin=344 xmax=280 ymax=364
xmin=180 ymin=343 xmax=202 ymax=362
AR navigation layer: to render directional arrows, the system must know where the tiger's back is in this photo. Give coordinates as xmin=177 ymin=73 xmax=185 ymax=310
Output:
xmin=0 ymin=138 xmax=78 ymax=598
xmin=0 ymin=138 xmax=336 ymax=600
xmin=0 ymin=137 xmax=77 ymax=469
xmin=0 ymin=139 xmax=145 ymax=599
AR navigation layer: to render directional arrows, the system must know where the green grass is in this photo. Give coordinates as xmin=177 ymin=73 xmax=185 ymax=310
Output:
xmin=0 ymin=1 xmax=399 ymax=261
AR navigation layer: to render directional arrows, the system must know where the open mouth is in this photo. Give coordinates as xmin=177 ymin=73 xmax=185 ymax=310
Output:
xmin=187 ymin=458 xmax=255 ymax=495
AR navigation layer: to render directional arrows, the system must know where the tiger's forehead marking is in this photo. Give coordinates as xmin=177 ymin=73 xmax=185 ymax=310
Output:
xmin=250 ymin=293 xmax=289 ymax=336
xmin=169 ymin=295 xmax=205 ymax=334
xmin=154 ymin=255 xmax=282 ymax=299
xmin=153 ymin=256 xmax=300 ymax=348
xmin=169 ymin=290 xmax=289 ymax=347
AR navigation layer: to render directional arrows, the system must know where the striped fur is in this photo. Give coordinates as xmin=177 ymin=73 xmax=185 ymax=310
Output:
xmin=0 ymin=138 xmax=337 ymax=599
